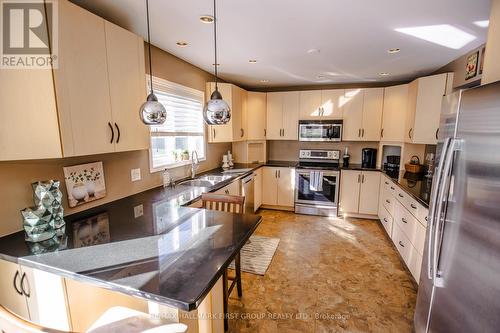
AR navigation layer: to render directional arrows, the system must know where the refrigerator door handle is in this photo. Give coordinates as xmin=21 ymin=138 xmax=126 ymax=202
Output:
xmin=432 ymin=138 xmax=459 ymax=287
xmin=427 ymin=137 xmax=452 ymax=280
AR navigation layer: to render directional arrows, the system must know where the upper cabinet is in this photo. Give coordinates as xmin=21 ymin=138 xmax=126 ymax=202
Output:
xmin=246 ymin=92 xmax=267 ymax=140
xmin=266 ymin=92 xmax=299 ymax=140
xmin=405 ymin=73 xmax=452 ymax=144
xmin=299 ymin=89 xmax=344 ymax=120
xmin=206 ymin=82 xmax=247 ymax=143
xmin=381 ymin=84 xmax=409 ymax=142
xmin=53 ymin=0 xmax=148 ymax=157
xmin=342 ymin=88 xmax=383 ymax=141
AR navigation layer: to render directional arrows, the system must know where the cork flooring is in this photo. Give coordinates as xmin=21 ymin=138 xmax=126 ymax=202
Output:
xmin=227 ymin=209 xmax=417 ymax=333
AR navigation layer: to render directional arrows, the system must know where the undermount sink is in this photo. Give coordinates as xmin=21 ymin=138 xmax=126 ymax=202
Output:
xmin=177 ymin=175 xmax=232 ymax=188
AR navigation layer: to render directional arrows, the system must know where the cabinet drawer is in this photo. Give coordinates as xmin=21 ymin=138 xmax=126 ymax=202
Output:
xmin=408 ymin=247 xmax=423 ymax=283
xmin=381 ymin=188 xmax=395 ymax=216
xmin=391 ymin=223 xmax=412 ymax=263
xmin=394 ymin=201 xmax=426 ymax=255
xmin=417 ymin=206 xmax=429 ymax=227
xmin=378 ymin=206 xmax=393 ymax=237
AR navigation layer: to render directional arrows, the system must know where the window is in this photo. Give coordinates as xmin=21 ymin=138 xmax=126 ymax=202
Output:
xmin=148 ymin=77 xmax=206 ymax=172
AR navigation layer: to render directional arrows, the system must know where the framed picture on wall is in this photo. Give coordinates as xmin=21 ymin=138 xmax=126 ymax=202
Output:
xmin=64 ymin=161 xmax=106 ymax=207
xmin=465 ymin=51 xmax=479 ymax=80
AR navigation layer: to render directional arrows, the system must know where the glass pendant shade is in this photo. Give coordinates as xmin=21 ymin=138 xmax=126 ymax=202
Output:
xmin=140 ymin=92 xmax=167 ymax=125
xmin=204 ymin=89 xmax=231 ymax=125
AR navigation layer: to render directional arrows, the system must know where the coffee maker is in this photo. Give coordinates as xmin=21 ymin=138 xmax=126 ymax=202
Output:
xmin=361 ymin=148 xmax=377 ymax=169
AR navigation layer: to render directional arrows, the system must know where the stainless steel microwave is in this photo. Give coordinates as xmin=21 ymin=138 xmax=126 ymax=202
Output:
xmin=298 ymin=120 xmax=342 ymax=142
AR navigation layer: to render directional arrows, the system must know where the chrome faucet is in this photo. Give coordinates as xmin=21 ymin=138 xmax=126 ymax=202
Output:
xmin=191 ymin=150 xmax=199 ymax=178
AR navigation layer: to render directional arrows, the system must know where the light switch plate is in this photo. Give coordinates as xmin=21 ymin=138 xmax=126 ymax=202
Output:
xmin=131 ymin=168 xmax=141 ymax=182
xmin=133 ymin=204 xmax=144 ymax=218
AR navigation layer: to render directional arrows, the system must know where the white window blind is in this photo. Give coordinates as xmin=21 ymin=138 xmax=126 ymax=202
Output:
xmin=148 ymin=77 xmax=206 ymax=171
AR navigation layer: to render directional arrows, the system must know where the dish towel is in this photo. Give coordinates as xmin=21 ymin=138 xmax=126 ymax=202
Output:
xmin=309 ymin=171 xmax=324 ymax=192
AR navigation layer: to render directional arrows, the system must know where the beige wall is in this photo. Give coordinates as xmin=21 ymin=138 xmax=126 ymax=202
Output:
xmin=0 ymin=45 xmax=230 ymax=237
xmin=436 ymin=44 xmax=485 ymax=89
xmin=267 ymin=141 xmax=379 ymax=164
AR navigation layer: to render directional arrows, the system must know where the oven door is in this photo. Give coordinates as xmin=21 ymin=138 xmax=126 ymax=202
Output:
xmin=299 ymin=124 xmax=341 ymax=141
xmin=295 ymin=170 xmax=339 ymax=206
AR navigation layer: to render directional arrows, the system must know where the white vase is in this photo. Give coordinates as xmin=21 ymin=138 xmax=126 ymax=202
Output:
xmin=72 ymin=183 xmax=87 ymax=201
xmin=85 ymin=181 xmax=96 ymax=197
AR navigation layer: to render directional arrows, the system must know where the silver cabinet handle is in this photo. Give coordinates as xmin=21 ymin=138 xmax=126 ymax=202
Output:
xmin=114 ymin=123 xmax=121 ymax=143
xmin=13 ymin=271 xmax=22 ymax=296
xmin=386 ymin=199 xmax=390 ymax=204
xmin=401 ymin=218 xmax=408 ymax=224
xmin=385 ymin=181 xmax=389 ymax=185
xmin=108 ymin=122 xmax=114 ymax=144
xmin=398 ymin=193 xmax=404 ymax=198
xmin=383 ymin=218 xmax=388 ymax=222
xmin=410 ymin=204 xmax=417 ymax=209
xmin=20 ymin=272 xmax=30 ymax=298
xmin=213 ymin=128 xmax=216 ymax=139
xmin=358 ymin=128 xmax=361 ymax=137
xmin=282 ymin=129 xmax=285 ymax=137
xmin=241 ymin=128 xmax=244 ymax=137
xmin=278 ymin=170 xmax=281 ymax=178
xmin=264 ymin=129 xmax=266 ymax=137
xmin=399 ymin=241 xmax=405 ymax=247
xmin=362 ymin=128 xmax=365 ymax=137
xmin=390 ymin=186 xmax=395 ymax=190
xmin=362 ymin=174 xmax=365 ymax=183
xmin=381 ymin=128 xmax=384 ymax=138
xmin=409 ymin=128 xmax=413 ymax=139
xmin=357 ymin=174 xmax=361 ymax=183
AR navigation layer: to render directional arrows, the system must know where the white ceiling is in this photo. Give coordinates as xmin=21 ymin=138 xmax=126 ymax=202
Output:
xmin=71 ymin=0 xmax=491 ymax=88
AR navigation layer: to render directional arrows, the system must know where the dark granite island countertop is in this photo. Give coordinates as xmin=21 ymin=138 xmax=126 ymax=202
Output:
xmin=0 ymin=181 xmax=262 ymax=311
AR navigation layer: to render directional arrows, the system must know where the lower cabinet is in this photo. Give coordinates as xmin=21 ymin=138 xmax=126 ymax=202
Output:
xmin=214 ymin=181 xmax=240 ymax=196
xmin=254 ymin=168 xmax=263 ymax=211
xmin=0 ymin=260 xmax=30 ymax=319
xmin=339 ymin=170 xmax=380 ymax=215
xmin=261 ymin=167 xmax=295 ymax=207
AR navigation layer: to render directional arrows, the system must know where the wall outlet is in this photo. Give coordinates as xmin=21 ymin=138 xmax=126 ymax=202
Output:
xmin=131 ymin=168 xmax=141 ymax=182
xmin=133 ymin=204 xmax=144 ymax=218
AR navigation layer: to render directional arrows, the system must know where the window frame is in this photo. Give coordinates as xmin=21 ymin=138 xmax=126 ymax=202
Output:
xmin=147 ymin=76 xmax=207 ymax=173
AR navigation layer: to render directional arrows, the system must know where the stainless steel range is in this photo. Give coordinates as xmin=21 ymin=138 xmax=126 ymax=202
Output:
xmin=295 ymin=149 xmax=341 ymax=217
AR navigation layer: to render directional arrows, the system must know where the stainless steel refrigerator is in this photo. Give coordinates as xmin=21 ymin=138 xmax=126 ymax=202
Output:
xmin=414 ymin=81 xmax=500 ymax=332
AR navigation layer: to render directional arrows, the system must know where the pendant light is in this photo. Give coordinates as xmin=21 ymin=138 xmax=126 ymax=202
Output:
xmin=139 ymin=0 xmax=167 ymax=125
xmin=203 ymin=0 xmax=231 ymax=125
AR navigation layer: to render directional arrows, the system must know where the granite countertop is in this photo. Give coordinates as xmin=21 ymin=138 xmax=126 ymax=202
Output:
xmin=383 ymin=170 xmax=433 ymax=208
xmin=0 ymin=164 xmax=267 ymax=311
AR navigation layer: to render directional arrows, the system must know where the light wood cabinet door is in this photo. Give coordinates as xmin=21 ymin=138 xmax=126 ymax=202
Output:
xmin=207 ymin=83 xmax=233 ymax=143
xmin=231 ymin=85 xmax=243 ymax=142
xmin=362 ymin=88 xmax=384 ymax=141
xmin=321 ymin=89 xmax=344 ymax=119
xmin=240 ymin=89 xmax=248 ymax=141
xmin=262 ymin=167 xmax=278 ymax=205
xmin=0 ymin=69 xmax=62 ymax=161
xmin=277 ymin=167 xmax=295 ymax=207
xmin=299 ymin=90 xmax=322 ymax=119
xmin=405 ymin=80 xmax=418 ymax=143
xmin=247 ymin=92 xmax=267 ymax=140
xmin=412 ymin=73 xmax=448 ymax=144
xmin=266 ymin=92 xmax=283 ymax=140
xmin=54 ymin=0 xmax=114 ymax=156
xmin=340 ymin=170 xmax=361 ymax=213
xmin=281 ymin=92 xmax=299 ymax=140
xmin=358 ymin=171 xmax=380 ymax=215
xmin=342 ymin=89 xmax=364 ymax=141
xmin=0 ymin=260 xmax=29 ymax=319
xmin=381 ymin=84 xmax=409 ymax=142
xmin=254 ymin=168 xmax=263 ymax=211
xmin=104 ymin=21 xmax=149 ymax=152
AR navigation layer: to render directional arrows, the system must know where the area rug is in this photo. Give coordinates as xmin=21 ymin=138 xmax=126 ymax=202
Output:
xmin=228 ymin=235 xmax=280 ymax=275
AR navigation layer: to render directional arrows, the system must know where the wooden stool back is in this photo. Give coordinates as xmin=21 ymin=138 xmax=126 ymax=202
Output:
xmin=201 ymin=193 xmax=245 ymax=214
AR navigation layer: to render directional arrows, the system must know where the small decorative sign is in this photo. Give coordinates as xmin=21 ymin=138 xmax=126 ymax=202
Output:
xmin=63 ymin=161 xmax=106 ymax=208
xmin=465 ymin=51 xmax=479 ymax=80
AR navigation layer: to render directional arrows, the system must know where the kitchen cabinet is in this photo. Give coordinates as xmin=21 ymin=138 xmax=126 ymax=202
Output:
xmin=214 ymin=180 xmax=240 ymax=196
xmin=381 ymin=84 xmax=409 ymax=142
xmin=254 ymin=168 xmax=263 ymax=211
xmin=266 ymin=92 xmax=299 ymax=140
xmin=207 ymin=83 xmax=246 ymax=143
xmin=104 ymin=21 xmax=149 ymax=152
xmin=54 ymin=0 xmax=148 ymax=157
xmin=0 ymin=260 xmax=30 ymax=319
xmin=339 ymin=170 xmax=380 ymax=215
xmin=0 ymin=68 xmax=62 ymax=161
xmin=299 ymin=89 xmax=344 ymax=120
xmin=342 ymin=88 xmax=383 ymax=141
xmin=261 ymin=167 xmax=295 ymax=207
xmin=246 ymin=92 xmax=267 ymax=140
xmin=405 ymin=73 xmax=451 ymax=144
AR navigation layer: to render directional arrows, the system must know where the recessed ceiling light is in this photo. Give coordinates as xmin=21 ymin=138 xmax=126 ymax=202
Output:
xmin=307 ymin=48 xmax=320 ymax=54
xmin=199 ymin=15 xmax=214 ymax=23
xmin=260 ymin=79 xmax=269 ymax=83
xmin=176 ymin=41 xmax=188 ymax=47
xmin=379 ymin=72 xmax=390 ymax=76
xmin=249 ymin=59 xmax=257 ymax=63
xmin=395 ymin=24 xmax=476 ymax=50
xmin=387 ymin=48 xmax=401 ymax=54
xmin=473 ymin=20 xmax=489 ymax=28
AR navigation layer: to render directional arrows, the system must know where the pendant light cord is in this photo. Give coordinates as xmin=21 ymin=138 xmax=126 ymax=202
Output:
xmin=213 ymin=0 xmax=218 ymax=91
xmin=146 ymin=0 xmax=154 ymax=95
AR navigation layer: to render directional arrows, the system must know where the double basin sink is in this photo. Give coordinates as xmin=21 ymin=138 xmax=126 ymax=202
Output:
xmin=177 ymin=168 xmax=253 ymax=188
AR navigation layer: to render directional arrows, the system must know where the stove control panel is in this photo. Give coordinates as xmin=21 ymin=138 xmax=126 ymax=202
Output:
xmin=299 ymin=149 xmax=340 ymax=160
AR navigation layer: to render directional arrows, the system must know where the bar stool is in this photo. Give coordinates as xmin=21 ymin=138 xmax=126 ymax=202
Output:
xmin=0 ymin=305 xmax=187 ymax=333
xmin=201 ymin=193 xmax=245 ymax=331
